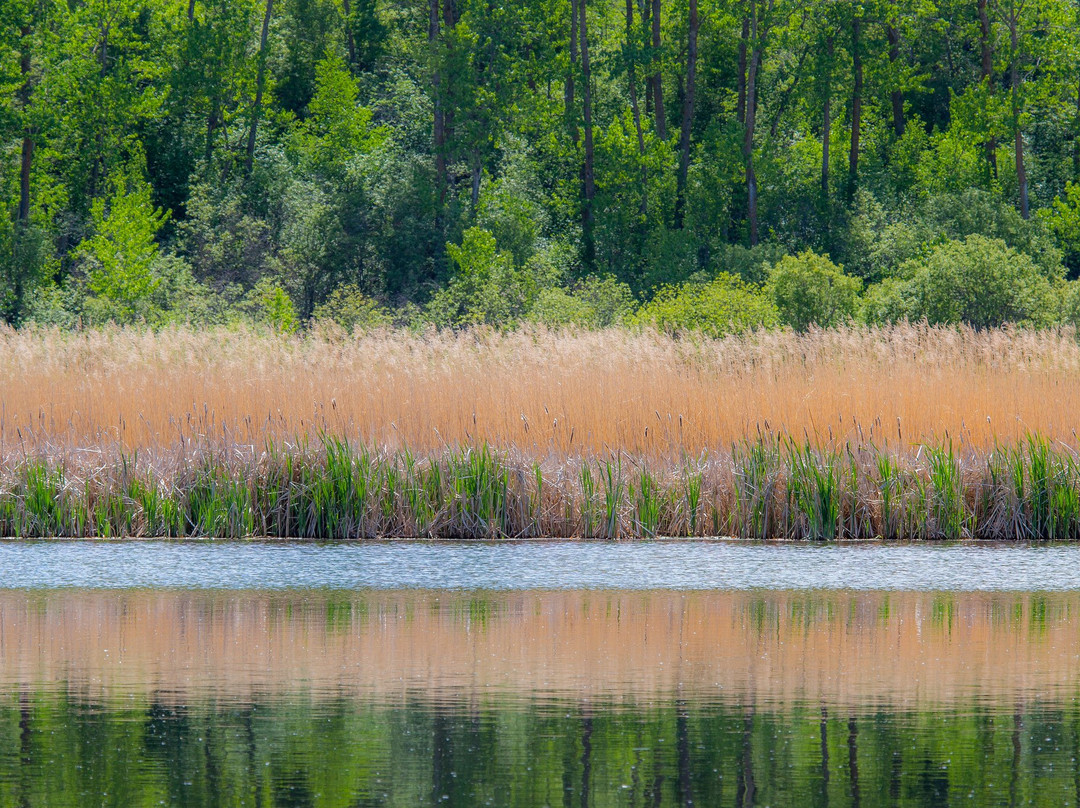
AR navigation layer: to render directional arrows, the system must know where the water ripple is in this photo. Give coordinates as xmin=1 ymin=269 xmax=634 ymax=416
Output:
xmin=0 ymin=540 xmax=1078 ymax=590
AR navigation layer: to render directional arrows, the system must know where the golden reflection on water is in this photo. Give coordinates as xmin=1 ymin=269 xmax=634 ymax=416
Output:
xmin=0 ymin=589 xmax=1077 ymax=707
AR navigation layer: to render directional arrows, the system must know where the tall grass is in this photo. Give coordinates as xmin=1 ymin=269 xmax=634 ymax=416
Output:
xmin=0 ymin=432 xmax=1079 ymax=538
xmin=5 ymin=322 xmax=1080 ymax=458
xmin=5 ymin=322 xmax=1080 ymax=538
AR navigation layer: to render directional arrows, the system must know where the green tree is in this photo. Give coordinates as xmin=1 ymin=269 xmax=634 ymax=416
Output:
xmin=902 ymin=234 xmax=1058 ymax=329
xmin=76 ymin=175 xmax=168 ymax=324
xmin=635 ymin=273 xmax=780 ymax=337
xmin=766 ymin=251 xmax=862 ymax=331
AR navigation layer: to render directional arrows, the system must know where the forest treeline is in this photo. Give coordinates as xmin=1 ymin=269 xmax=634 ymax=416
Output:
xmin=5 ymin=0 xmax=1080 ymax=333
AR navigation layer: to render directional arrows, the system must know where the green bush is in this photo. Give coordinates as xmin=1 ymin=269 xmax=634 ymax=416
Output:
xmin=76 ymin=176 xmax=169 ymax=325
xmin=902 ymin=235 xmax=1058 ymax=330
xmin=766 ymin=251 xmax=862 ymax=332
xmin=426 ymin=228 xmax=535 ymax=328
xmin=1043 ymin=182 xmax=1080 ymax=275
xmin=239 ymin=279 xmax=300 ymax=333
xmin=861 ymin=278 xmax=911 ymax=326
xmin=1058 ymin=280 xmax=1080 ymax=331
xmin=528 ymin=275 xmax=634 ymax=329
xmin=313 ymin=284 xmax=392 ymax=332
xmin=634 ymin=273 xmax=779 ymax=337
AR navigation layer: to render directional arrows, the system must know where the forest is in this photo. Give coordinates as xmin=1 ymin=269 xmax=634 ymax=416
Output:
xmin=3 ymin=0 xmax=1080 ymax=333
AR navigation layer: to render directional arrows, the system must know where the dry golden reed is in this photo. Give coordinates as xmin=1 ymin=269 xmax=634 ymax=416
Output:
xmin=1 ymin=322 xmax=1078 ymax=459
xmin=3 ymin=323 xmax=1080 ymax=539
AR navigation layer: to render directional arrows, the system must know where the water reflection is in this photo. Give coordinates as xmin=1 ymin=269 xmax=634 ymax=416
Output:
xmin=1 ymin=589 xmax=1079 ymax=806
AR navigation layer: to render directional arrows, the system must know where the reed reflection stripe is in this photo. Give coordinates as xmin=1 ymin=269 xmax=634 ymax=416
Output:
xmin=1 ymin=589 xmax=1077 ymax=708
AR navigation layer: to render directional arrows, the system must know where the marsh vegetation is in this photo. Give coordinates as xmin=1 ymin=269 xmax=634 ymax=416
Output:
xmin=4 ymin=323 xmax=1080 ymax=539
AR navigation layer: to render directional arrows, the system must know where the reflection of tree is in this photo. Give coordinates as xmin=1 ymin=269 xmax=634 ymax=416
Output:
xmin=18 ymin=685 xmax=30 ymax=808
xmin=676 ymin=699 xmax=692 ymax=807
xmin=580 ymin=714 xmax=593 ymax=808
xmin=1 ymin=692 xmax=1079 ymax=806
xmin=847 ymin=716 xmax=860 ymax=808
xmin=820 ymin=705 xmax=830 ymax=808
xmin=735 ymin=705 xmax=756 ymax=807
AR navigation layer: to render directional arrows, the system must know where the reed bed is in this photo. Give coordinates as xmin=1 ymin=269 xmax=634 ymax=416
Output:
xmin=3 ymin=322 xmax=1080 ymax=539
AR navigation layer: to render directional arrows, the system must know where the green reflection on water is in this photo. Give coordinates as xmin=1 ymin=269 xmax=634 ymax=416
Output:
xmin=1 ymin=587 xmax=1079 ymax=807
xmin=1 ymin=692 xmax=1079 ymax=807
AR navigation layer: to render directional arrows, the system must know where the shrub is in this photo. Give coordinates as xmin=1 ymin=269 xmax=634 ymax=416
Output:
xmin=1043 ymin=181 xmax=1080 ymax=276
xmin=1060 ymin=280 xmax=1080 ymax=331
xmin=76 ymin=176 xmax=169 ymax=325
xmin=861 ymin=278 xmax=911 ymax=326
xmin=528 ymin=275 xmax=635 ymax=330
xmin=426 ymin=228 xmax=533 ymax=328
xmin=239 ymin=279 xmax=299 ymax=333
xmin=635 ymin=273 xmax=779 ymax=337
xmin=766 ymin=251 xmax=862 ymax=332
xmin=314 ymin=284 xmax=392 ymax=332
xmin=902 ymin=235 xmax=1058 ymax=330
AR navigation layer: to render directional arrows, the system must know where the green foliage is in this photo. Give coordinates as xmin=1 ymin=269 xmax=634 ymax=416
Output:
xmin=766 ymin=251 xmax=862 ymax=332
xmin=313 ymin=283 xmax=391 ymax=331
xmin=635 ymin=273 xmax=779 ymax=337
xmin=427 ymin=228 xmax=535 ymax=328
xmin=902 ymin=236 xmax=1058 ymax=330
xmin=5 ymin=0 xmax=1080 ymax=331
xmin=240 ymin=279 xmax=300 ymax=333
xmin=861 ymin=277 xmax=912 ymax=326
xmin=528 ymin=275 xmax=634 ymax=329
xmin=0 ymin=223 xmax=51 ymax=326
xmin=293 ymin=53 xmax=384 ymax=177
xmin=1043 ymin=182 xmax=1080 ymax=275
xmin=76 ymin=176 xmax=169 ymax=324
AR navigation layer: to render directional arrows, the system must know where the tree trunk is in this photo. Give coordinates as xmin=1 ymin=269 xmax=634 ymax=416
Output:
xmin=442 ymin=0 xmax=456 ymax=161
xmin=821 ymin=34 xmax=833 ymax=203
xmin=848 ymin=16 xmax=862 ymax=200
xmin=1074 ymin=76 xmax=1080 ymax=180
xmin=471 ymin=156 xmax=481 ymax=209
xmin=650 ymin=0 xmax=665 ymax=139
xmin=17 ymin=24 xmax=32 ymax=224
xmin=1010 ymin=14 xmax=1028 ymax=218
xmin=886 ymin=24 xmax=904 ymax=137
xmin=581 ymin=0 xmax=595 ymax=268
xmin=90 ymin=22 xmax=110 ymax=197
xmin=188 ymin=0 xmax=196 ymax=22
xmin=245 ymin=0 xmax=274 ymax=177
xmin=744 ymin=6 xmax=761 ymax=245
xmin=342 ymin=0 xmax=357 ymax=68
xmin=674 ymin=0 xmax=697 ymax=228
xmin=566 ymin=0 xmax=578 ymax=144
xmin=977 ymin=0 xmax=997 ymax=177
xmin=979 ymin=0 xmax=993 ymax=79
xmin=626 ymin=0 xmax=645 ymax=155
xmin=205 ymin=102 xmax=219 ymax=167
xmin=737 ymin=16 xmax=749 ymax=125
xmin=430 ymin=0 xmax=446 ymax=197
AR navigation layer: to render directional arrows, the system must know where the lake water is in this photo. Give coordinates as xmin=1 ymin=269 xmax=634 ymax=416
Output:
xmin=2 ymin=542 xmax=1080 ymax=806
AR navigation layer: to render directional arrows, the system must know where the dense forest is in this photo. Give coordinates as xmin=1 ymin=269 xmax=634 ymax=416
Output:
xmin=4 ymin=0 xmax=1080 ymax=332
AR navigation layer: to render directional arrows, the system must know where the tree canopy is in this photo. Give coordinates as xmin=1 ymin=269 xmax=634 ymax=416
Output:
xmin=4 ymin=0 xmax=1080 ymax=331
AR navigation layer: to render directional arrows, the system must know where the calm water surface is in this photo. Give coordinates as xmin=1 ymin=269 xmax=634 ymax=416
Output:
xmin=1 ymin=543 xmax=1080 ymax=806
xmin=4 ymin=539 xmax=1080 ymax=589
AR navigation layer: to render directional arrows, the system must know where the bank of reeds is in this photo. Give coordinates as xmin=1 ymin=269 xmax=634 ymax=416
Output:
xmin=2 ymin=433 xmax=1080 ymax=539
xmin=4 ymin=322 xmax=1080 ymax=457
xmin=5 ymin=322 xmax=1080 ymax=539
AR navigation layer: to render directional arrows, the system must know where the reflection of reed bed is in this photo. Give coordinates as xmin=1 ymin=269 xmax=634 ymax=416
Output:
xmin=4 ymin=323 xmax=1080 ymax=538
xmin=1 ymin=590 xmax=1078 ymax=708
xmin=4 ymin=436 xmax=1080 ymax=538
